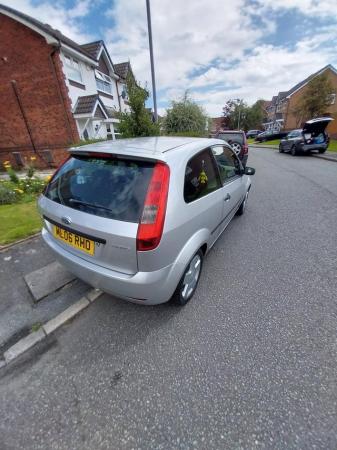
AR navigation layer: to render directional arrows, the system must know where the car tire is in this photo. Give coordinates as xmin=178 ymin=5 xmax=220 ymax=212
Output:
xmin=291 ymin=145 xmax=298 ymax=156
xmin=279 ymin=144 xmax=284 ymax=153
xmin=236 ymin=190 xmax=249 ymax=216
xmin=171 ymin=250 xmax=203 ymax=306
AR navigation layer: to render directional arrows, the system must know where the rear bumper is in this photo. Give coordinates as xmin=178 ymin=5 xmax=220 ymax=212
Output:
xmin=42 ymin=228 xmax=177 ymax=305
xmin=300 ymin=143 xmax=328 ymax=152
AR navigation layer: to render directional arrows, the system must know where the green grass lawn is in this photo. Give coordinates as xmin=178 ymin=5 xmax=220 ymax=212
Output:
xmin=249 ymin=138 xmax=337 ymax=151
xmin=247 ymin=137 xmax=280 ymax=146
xmin=328 ymin=140 xmax=337 ymax=152
xmin=0 ymin=199 xmax=41 ymax=245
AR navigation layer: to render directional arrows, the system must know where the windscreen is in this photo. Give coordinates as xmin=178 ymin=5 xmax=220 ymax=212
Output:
xmin=44 ymin=155 xmax=154 ymax=223
xmin=218 ymin=133 xmax=244 ymax=144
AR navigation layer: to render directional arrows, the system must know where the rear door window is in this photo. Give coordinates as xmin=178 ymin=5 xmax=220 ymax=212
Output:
xmin=217 ymin=133 xmax=244 ymax=144
xmin=44 ymin=155 xmax=154 ymax=223
xmin=212 ymin=145 xmax=241 ymax=184
xmin=184 ymin=148 xmax=221 ymax=203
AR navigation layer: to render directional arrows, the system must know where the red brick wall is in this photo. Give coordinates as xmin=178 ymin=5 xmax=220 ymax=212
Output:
xmin=0 ymin=13 xmax=79 ymax=169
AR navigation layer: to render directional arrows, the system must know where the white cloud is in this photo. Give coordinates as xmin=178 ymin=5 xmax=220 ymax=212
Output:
xmin=255 ymin=0 xmax=337 ymax=17
xmin=5 ymin=0 xmax=337 ymax=118
xmin=2 ymin=0 xmax=94 ymax=42
xmin=105 ymin=0 xmax=266 ymax=91
xmin=104 ymin=0 xmax=337 ymax=116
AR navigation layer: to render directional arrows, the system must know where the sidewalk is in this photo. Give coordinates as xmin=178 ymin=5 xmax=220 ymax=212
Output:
xmin=0 ymin=235 xmax=90 ymax=353
xmin=249 ymin=144 xmax=337 ymax=162
xmin=0 ymin=169 xmax=54 ymax=180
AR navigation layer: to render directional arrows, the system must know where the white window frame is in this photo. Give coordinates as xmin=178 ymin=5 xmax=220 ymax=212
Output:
xmin=95 ymin=69 xmax=113 ymax=95
xmin=64 ymin=54 xmax=83 ymax=83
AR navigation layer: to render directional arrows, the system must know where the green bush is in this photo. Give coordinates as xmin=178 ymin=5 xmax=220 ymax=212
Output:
xmin=18 ymin=177 xmax=46 ymax=194
xmin=7 ymin=167 xmax=19 ymax=184
xmin=0 ymin=181 xmax=20 ymax=205
xmin=166 ymin=131 xmax=207 ymax=138
xmin=71 ymin=138 xmax=106 ymax=147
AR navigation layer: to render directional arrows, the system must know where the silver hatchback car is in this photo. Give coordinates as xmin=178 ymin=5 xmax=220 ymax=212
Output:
xmin=38 ymin=137 xmax=255 ymax=305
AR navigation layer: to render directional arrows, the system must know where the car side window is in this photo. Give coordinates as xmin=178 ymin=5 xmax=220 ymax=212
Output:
xmin=212 ymin=145 xmax=241 ymax=184
xmin=184 ymin=148 xmax=221 ymax=203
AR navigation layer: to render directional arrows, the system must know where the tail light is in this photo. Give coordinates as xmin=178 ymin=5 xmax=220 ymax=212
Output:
xmin=136 ymin=162 xmax=170 ymax=251
xmin=243 ymin=144 xmax=249 ymax=154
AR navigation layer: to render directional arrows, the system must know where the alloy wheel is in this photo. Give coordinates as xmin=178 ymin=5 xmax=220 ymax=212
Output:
xmin=181 ymin=254 xmax=202 ymax=300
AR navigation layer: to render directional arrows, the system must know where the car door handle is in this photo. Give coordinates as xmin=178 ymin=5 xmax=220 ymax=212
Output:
xmin=224 ymin=193 xmax=231 ymax=201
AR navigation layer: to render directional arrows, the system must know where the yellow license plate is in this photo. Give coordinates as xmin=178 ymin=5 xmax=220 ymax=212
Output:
xmin=53 ymin=225 xmax=95 ymax=255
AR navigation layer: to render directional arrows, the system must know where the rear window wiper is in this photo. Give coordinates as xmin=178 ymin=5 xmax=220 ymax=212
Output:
xmin=69 ymin=198 xmax=111 ymax=212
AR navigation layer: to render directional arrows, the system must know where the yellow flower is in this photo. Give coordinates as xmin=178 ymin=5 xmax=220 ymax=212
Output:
xmin=30 ymin=156 xmax=36 ymax=161
xmin=18 ymin=189 xmax=24 ymax=194
xmin=4 ymin=164 xmax=11 ymax=169
xmin=3 ymin=160 xmax=10 ymax=165
xmin=45 ymin=175 xmax=52 ymax=182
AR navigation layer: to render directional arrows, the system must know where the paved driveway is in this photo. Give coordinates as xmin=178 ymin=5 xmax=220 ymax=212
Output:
xmin=1 ymin=148 xmax=337 ymax=450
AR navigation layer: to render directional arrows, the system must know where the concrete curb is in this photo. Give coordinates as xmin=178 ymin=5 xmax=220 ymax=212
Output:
xmin=0 ymin=232 xmax=41 ymax=253
xmin=312 ymin=154 xmax=337 ymax=163
xmin=250 ymin=144 xmax=337 ymax=162
xmin=1 ymin=288 xmax=102 ymax=367
xmin=249 ymin=144 xmax=278 ymax=149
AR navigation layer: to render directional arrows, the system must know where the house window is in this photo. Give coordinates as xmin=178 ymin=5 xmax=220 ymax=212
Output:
xmin=329 ymin=93 xmax=336 ymax=105
xmin=64 ymin=55 xmax=82 ymax=83
xmin=95 ymin=70 xmax=113 ymax=95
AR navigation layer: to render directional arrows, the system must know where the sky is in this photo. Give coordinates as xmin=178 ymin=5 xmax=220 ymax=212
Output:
xmin=4 ymin=0 xmax=337 ymax=117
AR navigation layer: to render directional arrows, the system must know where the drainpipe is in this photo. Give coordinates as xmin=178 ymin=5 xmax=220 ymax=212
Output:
xmin=115 ymin=77 xmax=122 ymax=112
xmin=48 ymin=42 xmax=77 ymax=143
xmin=11 ymin=80 xmax=38 ymax=155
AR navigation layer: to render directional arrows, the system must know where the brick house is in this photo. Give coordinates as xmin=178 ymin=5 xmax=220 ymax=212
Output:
xmin=264 ymin=65 xmax=337 ymax=136
xmin=0 ymin=4 xmax=134 ymax=168
xmin=210 ymin=116 xmax=230 ymax=136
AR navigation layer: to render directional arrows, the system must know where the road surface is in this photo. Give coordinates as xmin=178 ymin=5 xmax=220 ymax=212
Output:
xmin=1 ymin=148 xmax=337 ymax=449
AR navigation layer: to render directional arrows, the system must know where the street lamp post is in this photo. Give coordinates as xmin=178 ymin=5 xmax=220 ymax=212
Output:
xmin=145 ymin=0 xmax=158 ymax=122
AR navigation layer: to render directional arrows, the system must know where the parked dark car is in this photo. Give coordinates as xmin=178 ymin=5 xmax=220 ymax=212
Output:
xmin=246 ymin=130 xmax=262 ymax=139
xmin=215 ymin=130 xmax=248 ymax=167
xmin=279 ymin=117 xmax=333 ymax=156
xmin=255 ymin=131 xmax=288 ymax=142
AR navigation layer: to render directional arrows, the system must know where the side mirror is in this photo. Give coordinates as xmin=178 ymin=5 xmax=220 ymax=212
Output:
xmin=244 ymin=166 xmax=255 ymax=176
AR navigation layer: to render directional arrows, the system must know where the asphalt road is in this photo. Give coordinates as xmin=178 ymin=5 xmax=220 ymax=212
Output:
xmin=1 ymin=148 xmax=337 ymax=450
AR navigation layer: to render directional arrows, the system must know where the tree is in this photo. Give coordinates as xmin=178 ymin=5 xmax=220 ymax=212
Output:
xmin=223 ymin=98 xmax=264 ymax=131
xmin=118 ymin=75 xmax=160 ymax=138
xmin=164 ymin=92 xmax=208 ymax=136
xmin=293 ymin=73 xmax=335 ymax=126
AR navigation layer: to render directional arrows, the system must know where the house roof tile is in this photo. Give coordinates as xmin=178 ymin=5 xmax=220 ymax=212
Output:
xmin=114 ymin=62 xmax=130 ymax=80
xmin=80 ymin=41 xmax=103 ymax=60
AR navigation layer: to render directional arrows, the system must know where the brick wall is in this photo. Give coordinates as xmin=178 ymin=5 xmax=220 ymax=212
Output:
xmin=0 ymin=14 xmax=79 ymax=169
xmin=284 ymin=68 xmax=337 ymax=137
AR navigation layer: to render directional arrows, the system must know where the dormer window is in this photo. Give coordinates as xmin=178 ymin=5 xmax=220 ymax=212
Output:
xmin=95 ymin=70 xmax=113 ymax=95
xmin=64 ymin=55 xmax=82 ymax=83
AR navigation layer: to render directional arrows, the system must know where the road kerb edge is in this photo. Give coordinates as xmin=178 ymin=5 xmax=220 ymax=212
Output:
xmin=4 ymin=328 xmax=46 ymax=363
xmin=86 ymin=289 xmax=103 ymax=303
xmin=43 ymin=296 xmax=90 ymax=335
xmin=1 ymin=289 xmax=99 ymax=367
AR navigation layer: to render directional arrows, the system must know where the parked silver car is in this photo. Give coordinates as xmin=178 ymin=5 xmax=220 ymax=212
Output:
xmin=38 ymin=137 xmax=255 ymax=305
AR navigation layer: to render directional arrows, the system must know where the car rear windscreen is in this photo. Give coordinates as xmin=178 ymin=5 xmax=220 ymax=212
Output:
xmin=218 ymin=133 xmax=244 ymax=144
xmin=44 ymin=155 xmax=155 ymax=222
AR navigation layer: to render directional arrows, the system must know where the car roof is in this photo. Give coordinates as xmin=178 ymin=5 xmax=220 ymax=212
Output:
xmin=69 ymin=136 xmax=227 ymax=159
